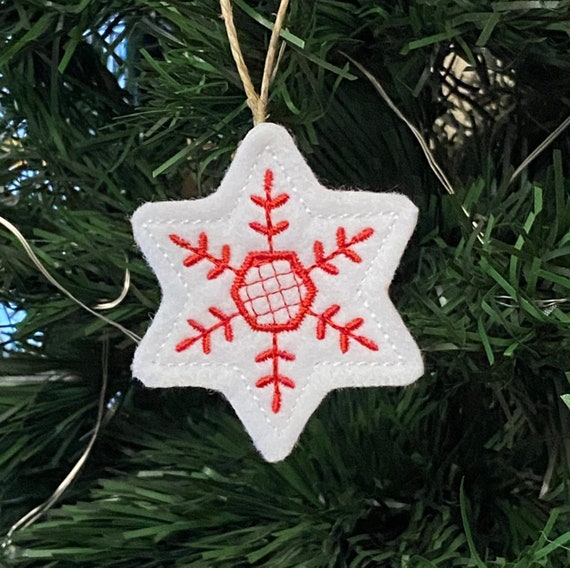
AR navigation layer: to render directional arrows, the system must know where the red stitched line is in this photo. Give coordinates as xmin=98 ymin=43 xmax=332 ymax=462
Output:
xmin=239 ymin=267 xmax=304 ymax=322
xmin=254 ymin=333 xmax=296 ymax=413
xmin=309 ymin=227 xmax=374 ymax=274
xmin=264 ymin=169 xmax=275 ymax=251
xmin=169 ymin=233 xmax=235 ymax=279
xmin=309 ymin=305 xmax=379 ymax=353
xmin=249 ymin=169 xmax=290 ymax=250
xmin=230 ymin=251 xmax=317 ymax=333
xmin=246 ymin=262 xmax=303 ymax=324
xmin=257 ymin=264 xmax=276 ymax=320
xmin=175 ymin=309 xmax=239 ymax=354
xmin=269 ymin=258 xmax=299 ymax=322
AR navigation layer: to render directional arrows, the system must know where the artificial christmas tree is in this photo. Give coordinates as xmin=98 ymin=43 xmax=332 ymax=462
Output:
xmin=1 ymin=1 xmax=570 ymax=566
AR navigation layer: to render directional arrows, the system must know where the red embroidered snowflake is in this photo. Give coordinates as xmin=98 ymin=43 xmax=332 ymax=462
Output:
xmin=168 ymin=168 xmax=378 ymax=413
xmin=133 ymin=123 xmax=423 ymax=462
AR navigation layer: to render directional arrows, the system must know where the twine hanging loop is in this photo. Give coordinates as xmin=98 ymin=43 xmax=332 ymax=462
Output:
xmin=220 ymin=0 xmax=290 ymax=125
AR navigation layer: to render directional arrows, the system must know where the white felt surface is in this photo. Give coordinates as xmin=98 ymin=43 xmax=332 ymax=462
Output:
xmin=131 ymin=123 xmax=424 ymax=462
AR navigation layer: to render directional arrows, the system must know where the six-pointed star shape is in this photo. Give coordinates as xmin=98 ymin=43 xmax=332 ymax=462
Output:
xmin=132 ymin=123 xmax=423 ymax=462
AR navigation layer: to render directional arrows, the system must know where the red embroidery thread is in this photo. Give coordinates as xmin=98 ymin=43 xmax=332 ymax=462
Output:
xmin=169 ymin=233 xmax=233 ymax=280
xmin=255 ymin=333 xmax=296 ymax=413
xmin=310 ymin=227 xmax=374 ymax=274
xmin=248 ymin=168 xmax=290 ymax=251
xmin=231 ymin=251 xmax=316 ymax=332
xmin=311 ymin=305 xmax=379 ymax=353
xmin=175 ymin=308 xmax=238 ymax=354
xmin=169 ymin=167 xmax=378 ymax=413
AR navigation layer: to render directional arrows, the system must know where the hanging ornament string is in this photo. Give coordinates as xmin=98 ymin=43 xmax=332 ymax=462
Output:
xmin=220 ymin=0 xmax=290 ymax=125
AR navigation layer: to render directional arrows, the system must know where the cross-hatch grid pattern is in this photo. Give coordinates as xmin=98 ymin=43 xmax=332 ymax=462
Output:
xmin=237 ymin=260 xmax=306 ymax=326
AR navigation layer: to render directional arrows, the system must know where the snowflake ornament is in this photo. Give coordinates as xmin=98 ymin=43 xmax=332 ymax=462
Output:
xmin=132 ymin=123 xmax=423 ymax=462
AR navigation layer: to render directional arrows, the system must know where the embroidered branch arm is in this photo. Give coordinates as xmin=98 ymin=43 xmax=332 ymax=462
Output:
xmin=169 ymin=233 xmax=233 ymax=279
xmin=311 ymin=305 xmax=378 ymax=353
xmin=310 ymin=227 xmax=374 ymax=274
xmin=254 ymin=334 xmax=295 ymax=412
xmin=176 ymin=308 xmax=238 ymax=354
xmin=249 ymin=169 xmax=290 ymax=249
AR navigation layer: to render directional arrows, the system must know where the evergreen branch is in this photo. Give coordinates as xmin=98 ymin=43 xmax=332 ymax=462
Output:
xmin=3 ymin=1 xmax=570 ymax=564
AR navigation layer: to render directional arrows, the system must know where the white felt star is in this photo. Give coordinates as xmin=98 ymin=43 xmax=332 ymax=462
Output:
xmin=132 ymin=123 xmax=423 ymax=462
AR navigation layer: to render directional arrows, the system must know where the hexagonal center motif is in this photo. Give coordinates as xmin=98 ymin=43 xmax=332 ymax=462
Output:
xmin=231 ymin=251 xmax=316 ymax=332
